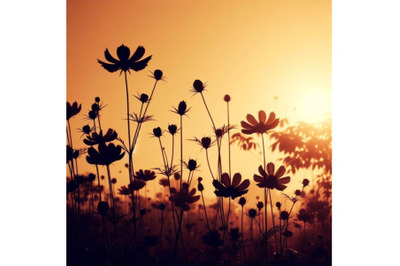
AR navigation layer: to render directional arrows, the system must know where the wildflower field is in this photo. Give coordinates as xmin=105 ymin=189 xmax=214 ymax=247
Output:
xmin=66 ymin=43 xmax=331 ymax=265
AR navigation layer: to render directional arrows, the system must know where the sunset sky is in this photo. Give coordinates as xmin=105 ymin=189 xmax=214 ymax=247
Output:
xmin=67 ymin=0 xmax=331 ymax=200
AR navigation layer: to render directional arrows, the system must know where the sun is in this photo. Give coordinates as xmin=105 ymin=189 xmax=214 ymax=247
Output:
xmin=295 ymin=89 xmax=331 ymax=123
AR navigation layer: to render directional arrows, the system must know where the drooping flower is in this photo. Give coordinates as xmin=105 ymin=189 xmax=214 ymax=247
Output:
xmin=67 ymin=101 xmax=81 ymax=120
xmin=134 ymin=169 xmax=156 ymax=181
xmin=83 ymin=129 xmax=118 ymax=146
xmin=241 ymin=110 xmax=279 ymax=135
xmin=213 ymin=173 xmax=250 ymax=199
xmin=253 ymin=163 xmax=290 ymax=190
xmin=86 ymin=143 xmax=125 ymax=166
xmin=98 ymin=44 xmax=152 ymax=74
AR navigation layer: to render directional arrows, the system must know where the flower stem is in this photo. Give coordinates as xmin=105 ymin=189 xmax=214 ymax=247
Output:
xmin=201 ymin=191 xmax=211 ymax=231
xmin=226 ymin=101 xmax=231 ymax=177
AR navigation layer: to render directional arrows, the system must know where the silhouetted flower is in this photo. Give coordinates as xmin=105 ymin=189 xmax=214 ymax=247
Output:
xmin=86 ymin=143 xmax=125 ymax=166
xmin=67 ymin=180 xmax=78 ymax=194
xmin=257 ymin=201 xmax=264 ymax=211
xmin=111 ymin=178 xmax=117 ymax=184
xmin=134 ymin=93 xmax=149 ymax=103
xmin=171 ymin=184 xmax=200 ymax=211
xmin=88 ymin=110 xmax=97 ymax=120
xmin=239 ymin=197 xmax=247 ymax=206
xmin=98 ymin=201 xmax=109 ymax=215
xmin=280 ymin=211 xmax=289 ymax=221
xmin=296 ymin=208 xmax=314 ymax=224
xmin=185 ymin=159 xmax=198 ymax=171
xmin=159 ymin=178 xmax=170 ymax=187
xmin=172 ymin=101 xmax=190 ymax=116
xmin=139 ymin=208 xmax=147 ymax=216
xmin=91 ymin=103 xmax=100 ymax=112
xmin=224 ymin=94 xmax=231 ymax=102
xmin=135 ymin=169 xmax=156 ymax=181
xmin=241 ymin=110 xmax=279 ymax=135
xmin=213 ymin=173 xmax=250 ymax=199
xmin=202 ymin=230 xmax=224 ymax=247
xmin=95 ymin=96 xmax=100 ymax=103
xmin=248 ymin=208 xmax=257 ymax=218
xmin=253 ymin=163 xmax=290 ymax=190
xmin=67 ymin=101 xmax=81 ymax=120
xmin=129 ymin=179 xmax=146 ymax=191
xmin=151 ymin=69 xmax=164 ymax=81
xmin=168 ymin=124 xmax=177 ymax=135
xmin=159 ymin=203 xmax=166 ymax=211
xmin=98 ymin=44 xmax=152 ymax=74
xmin=302 ymin=178 xmax=310 ymax=187
xmin=295 ymin=189 xmax=301 ymax=196
xmin=198 ymin=180 xmax=204 ymax=192
xmin=276 ymin=202 xmax=282 ymax=209
xmin=82 ymin=125 xmax=91 ymax=135
xmin=191 ymin=136 xmax=214 ymax=150
xmin=118 ymin=185 xmax=131 ymax=196
xmin=192 ymin=79 xmax=205 ymax=93
xmin=83 ymin=129 xmax=118 ymax=146
xmin=282 ymin=230 xmax=293 ymax=238
xmin=174 ymin=172 xmax=181 ymax=180
xmin=67 ymin=145 xmax=79 ymax=164
xmin=152 ymin=127 xmax=162 ymax=138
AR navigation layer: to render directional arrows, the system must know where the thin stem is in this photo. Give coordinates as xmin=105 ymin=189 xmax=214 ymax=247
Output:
xmin=205 ymin=149 xmax=215 ymax=180
xmin=170 ymin=134 xmax=175 ymax=169
xmin=200 ymin=92 xmax=216 ymax=130
xmin=269 ymin=189 xmax=279 ymax=252
xmin=180 ymin=115 xmax=183 ymax=190
xmin=201 ymin=191 xmax=211 ymax=231
xmin=226 ymin=101 xmax=231 ymax=177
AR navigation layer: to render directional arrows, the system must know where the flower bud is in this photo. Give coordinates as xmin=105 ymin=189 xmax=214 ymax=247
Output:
xmin=193 ymin=79 xmax=204 ymax=93
xmin=153 ymin=69 xmax=163 ymax=81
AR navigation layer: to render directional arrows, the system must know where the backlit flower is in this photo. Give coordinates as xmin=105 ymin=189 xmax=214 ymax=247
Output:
xmin=151 ymin=69 xmax=164 ymax=81
xmin=192 ymin=79 xmax=205 ymax=93
xmin=213 ymin=173 xmax=250 ymax=199
xmin=83 ymin=129 xmax=118 ymax=146
xmin=253 ymin=163 xmax=290 ymax=190
xmin=241 ymin=110 xmax=279 ymax=135
xmin=296 ymin=208 xmax=314 ymax=224
xmin=168 ymin=124 xmax=178 ymax=135
xmin=172 ymin=101 xmax=190 ymax=116
xmin=98 ymin=44 xmax=152 ymax=74
xmin=118 ymin=185 xmax=131 ymax=196
xmin=171 ymin=184 xmax=200 ymax=211
xmin=202 ymin=230 xmax=224 ymax=247
xmin=86 ymin=143 xmax=125 ymax=166
xmin=67 ymin=101 xmax=81 ymax=120
xmin=134 ymin=169 xmax=156 ymax=181
xmin=129 ymin=179 xmax=146 ymax=191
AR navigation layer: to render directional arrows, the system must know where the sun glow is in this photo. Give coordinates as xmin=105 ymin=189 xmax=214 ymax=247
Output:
xmin=295 ymin=89 xmax=331 ymax=124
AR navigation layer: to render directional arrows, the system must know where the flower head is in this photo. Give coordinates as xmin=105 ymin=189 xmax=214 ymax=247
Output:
xmin=238 ymin=197 xmax=247 ymax=207
xmin=86 ymin=143 xmax=125 ymax=166
xmin=241 ymin=110 xmax=279 ymax=135
xmin=97 ymin=201 xmax=109 ymax=215
xmin=213 ymin=173 xmax=250 ymax=199
xmin=135 ymin=169 xmax=156 ymax=181
xmin=118 ymin=185 xmax=131 ymax=196
xmin=297 ymin=208 xmax=314 ymax=224
xmin=67 ymin=101 xmax=81 ymax=120
xmin=129 ymin=179 xmax=146 ymax=191
xmin=82 ymin=125 xmax=91 ymax=135
xmin=248 ymin=208 xmax=257 ymax=218
xmin=83 ymin=128 xmax=118 ymax=146
xmin=159 ymin=178 xmax=170 ymax=187
xmin=192 ymin=79 xmax=206 ymax=93
xmin=172 ymin=101 xmax=190 ymax=116
xmin=134 ymin=93 xmax=149 ymax=103
xmin=98 ymin=44 xmax=152 ymax=74
xmin=253 ymin=163 xmax=290 ymax=190
xmin=152 ymin=127 xmax=163 ymax=138
xmin=167 ymin=124 xmax=178 ymax=135
xmin=170 ymin=184 xmax=200 ymax=211
xmin=280 ymin=211 xmax=289 ymax=220
xmin=66 ymin=145 xmax=79 ymax=164
xmin=202 ymin=230 xmax=224 ymax=247
xmin=151 ymin=69 xmax=164 ymax=81
xmin=185 ymin=159 xmax=198 ymax=171
xmin=302 ymin=178 xmax=310 ymax=187
xmin=224 ymin=94 xmax=231 ymax=102
xmin=256 ymin=201 xmax=264 ymax=211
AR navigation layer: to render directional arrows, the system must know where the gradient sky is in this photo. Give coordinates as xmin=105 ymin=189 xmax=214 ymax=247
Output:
xmin=67 ymin=0 xmax=331 ymax=202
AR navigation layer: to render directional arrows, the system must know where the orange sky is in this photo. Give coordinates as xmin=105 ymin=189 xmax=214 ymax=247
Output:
xmin=67 ymin=0 xmax=331 ymax=204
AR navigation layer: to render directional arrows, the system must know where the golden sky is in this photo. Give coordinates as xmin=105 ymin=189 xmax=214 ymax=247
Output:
xmin=67 ymin=0 xmax=331 ymax=202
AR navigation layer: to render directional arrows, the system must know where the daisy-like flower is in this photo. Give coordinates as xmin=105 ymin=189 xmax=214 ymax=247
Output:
xmin=118 ymin=185 xmax=131 ymax=196
xmin=98 ymin=44 xmax=152 ymax=74
xmin=86 ymin=143 xmax=125 ymax=166
xmin=213 ymin=173 xmax=250 ymax=199
xmin=253 ymin=163 xmax=290 ymax=190
xmin=129 ymin=179 xmax=146 ymax=191
xmin=296 ymin=208 xmax=314 ymax=224
xmin=83 ymin=129 xmax=118 ymax=146
xmin=159 ymin=178 xmax=170 ymax=187
xmin=67 ymin=101 xmax=81 ymax=120
xmin=241 ymin=110 xmax=279 ymax=135
xmin=134 ymin=169 xmax=156 ymax=181
xmin=171 ymin=184 xmax=200 ymax=211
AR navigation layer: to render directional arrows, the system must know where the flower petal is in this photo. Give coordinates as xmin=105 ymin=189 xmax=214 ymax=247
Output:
xmin=221 ymin=173 xmax=231 ymax=187
xmin=117 ymin=44 xmax=130 ymax=61
xmin=267 ymin=163 xmax=275 ymax=176
xmin=131 ymin=56 xmax=152 ymax=71
xmin=241 ymin=129 xmax=255 ymax=135
xmin=267 ymin=119 xmax=280 ymax=130
xmin=246 ymin=114 xmax=258 ymax=127
xmin=98 ymin=60 xmax=120 ymax=73
xmin=236 ymin=179 xmax=250 ymax=191
xmin=266 ymin=112 xmax=276 ymax=125
xmin=278 ymin=176 xmax=291 ymax=184
xmin=253 ymin=174 xmax=264 ymax=183
xmin=129 ymin=46 xmax=145 ymax=62
xmin=258 ymin=110 xmax=266 ymax=124
xmin=232 ymin=173 xmax=242 ymax=187
xmin=275 ymin=166 xmax=286 ymax=178
xmin=104 ymin=49 xmax=119 ymax=63
xmin=241 ymin=121 xmax=253 ymax=129
xmin=258 ymin=165 xmax=267 ymax=177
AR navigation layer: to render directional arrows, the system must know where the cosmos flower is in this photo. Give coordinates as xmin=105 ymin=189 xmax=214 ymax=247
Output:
xmin=253 ymin=163 xmax=290 ymax=191
xmin=129 ymin=179 xmax=146 ymax=191
xmin=118 ymin=185 xmax=131 ymax=196
xmin=98 ymin=44 xmax=152 ymax=74
xmin=67 ymin=101 xmax=81 ymax=120
xmin=296 ymin=208 xmax=314 ymax=224
xmin=134 ymin=169 xmax=156 ymax=181
xmin=171 ymin=184 xmax=200 ymax=211
xmin=241 ymin=110 xmax=279 ymax=135
xmin=213 ymin=173 xmax=250 ymax=199
xmin=83 ymin=128 xmax=118 ymax=146
xmin=66 ymin=145 xmax=79 ymax=164
xmin=159 ymin=178 xmax=170 ymax=187
xmin=86 ymin=143 xmax=125 ymax=166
